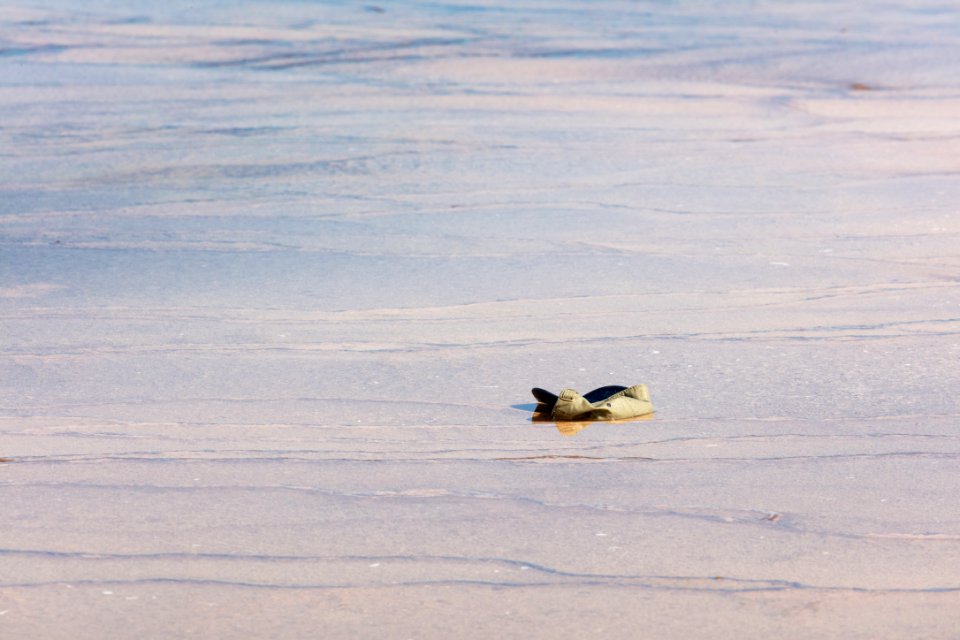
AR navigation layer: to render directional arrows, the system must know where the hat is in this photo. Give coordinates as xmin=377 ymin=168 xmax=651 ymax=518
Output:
xmin=531 ymin=384 xmax=654 ymax=421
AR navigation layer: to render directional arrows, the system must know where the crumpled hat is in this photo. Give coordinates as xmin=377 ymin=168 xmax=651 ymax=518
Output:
xmin=531 ymin=384 xmax=653 ymax=421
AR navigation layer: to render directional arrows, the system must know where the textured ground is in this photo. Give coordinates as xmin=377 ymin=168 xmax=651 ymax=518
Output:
xmin=2 ymin=1 xmax=959 ymax=638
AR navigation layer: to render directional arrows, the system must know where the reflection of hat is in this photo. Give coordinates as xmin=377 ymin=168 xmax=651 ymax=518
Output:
xmin=531 ymin=384 xmax=654 ymax=421
xmin=553 ymin=421 xmax=592 ymax=437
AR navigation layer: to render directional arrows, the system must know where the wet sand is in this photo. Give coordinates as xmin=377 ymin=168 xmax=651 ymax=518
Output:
xmin=2 ymin=1 xmax=960 ymax=638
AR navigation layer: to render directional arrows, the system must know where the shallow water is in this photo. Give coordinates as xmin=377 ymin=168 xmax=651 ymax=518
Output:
xmin=2 ymin=1 xmax=960 ymax=638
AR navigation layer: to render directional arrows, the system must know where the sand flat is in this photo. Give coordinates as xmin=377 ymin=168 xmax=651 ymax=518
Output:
xmin=2 ymin=1 xmax=959 ymax=638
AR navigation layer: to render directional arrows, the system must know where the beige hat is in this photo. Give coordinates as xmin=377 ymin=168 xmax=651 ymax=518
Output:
xmin=531 ymin=384 xmax=654 ymax=421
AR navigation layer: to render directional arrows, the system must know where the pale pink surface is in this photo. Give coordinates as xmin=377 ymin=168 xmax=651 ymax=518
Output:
xmin=1 ymin=1 xmax=959 ymax=638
